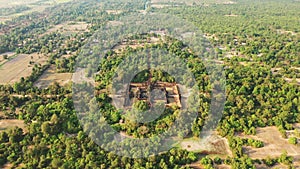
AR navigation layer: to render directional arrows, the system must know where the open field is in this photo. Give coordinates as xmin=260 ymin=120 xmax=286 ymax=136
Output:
xmin=0 ymin=52 xmax=16 ymax=65
xmin=0 ymin=0 xmax=73 ymax=8
xmin=0 ymin=0 xmax=40 ymax=8
xmin=41 ymin=21 xmax=89 ymax=37
xmin=284 ymin=78 xmax=300 ymax=85
xmin=0 ymin=111 xmax=5 ymax=118
xmin=270 ymin=67 xmax=300 ymax=85
xmin=187 ymin=162 xmax=231 ymax=169
xmin=238 ymin=126 xmax=300 ymax=168
xmin=34 ymin=65 xmax=72 ymax=88
xmin=255 ymin=163 xmax=289 ymax=169
xmin=149 ymin=0 xmax=237 ymax=8
xmin=0 ymin=0 xmax=73 ymax=23
xmin=0 ymin=53 xmax=48 ymax=84
xmin=179 ymin=134 xmax=232 ymax=156
xmin=112 ymin=36 xmax=161 ymax=53
xmin=276 ymin=29 xmax=298 ymax=36
xmin=0 ymin=6 xmax=44 ymax=23
xmin=2 ymin=163 xmax=13 ymax=169
xmin=106 ymin=10 xmax=123 ymax=14
xmin=237 ymin=126 xmax=300 ymax=167
xmin=0 ymin=119 xmax=25 ymax=132
xmin=150 ymin=4 xmax=175 ymax=8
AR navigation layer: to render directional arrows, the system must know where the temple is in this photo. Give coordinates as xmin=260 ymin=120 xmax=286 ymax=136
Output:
xmin=124 ymin=82 xmax=182 ymax=108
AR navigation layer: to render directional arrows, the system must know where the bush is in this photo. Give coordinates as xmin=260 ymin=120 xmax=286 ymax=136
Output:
xmin=2 ymin=54 xmax=8 ymax=60
xmin=264 ymin=156 xmax=276 ymax=167
xmin=213 ymin=157 xmax=222 ymax=165
xmin=288 ymin=137 xmax=297 ymax=145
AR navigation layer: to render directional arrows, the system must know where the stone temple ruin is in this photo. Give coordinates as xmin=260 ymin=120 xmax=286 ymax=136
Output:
xmin=110 ymin=32 xmax=184 ymax=109
xmin=124 ymin=81 xmax=182 ymax=109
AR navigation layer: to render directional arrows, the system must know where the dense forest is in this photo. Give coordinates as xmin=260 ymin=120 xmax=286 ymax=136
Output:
xmin=0 ymin=0 xmax=299 ymax=168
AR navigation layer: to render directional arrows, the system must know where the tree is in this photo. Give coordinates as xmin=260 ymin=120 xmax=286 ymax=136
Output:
xmin=2 ymin=54 xmax=8 ymax=60
xmin=41 ymin=122 xmax=51 ymax=135
xmin=51 ymin=158 xmax=63 ymax=168
xmin=0 ymin=132 xmax=9 ymax=142
xmin=214 ymin=157 xmax=222 ymax=165
xmin=278 ymin=151 xmax=293 ymax=165
xmin=200 ymin=157 xmax=213 ymax=165
xmin=264 ymin=156 xmax=276 ymax=167
xmin=8 ymin=127 xmax=23 ymax=143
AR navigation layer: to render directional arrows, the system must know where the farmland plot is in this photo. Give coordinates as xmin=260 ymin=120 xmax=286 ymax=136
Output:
xmin=34 ymin=65 xmax=72 ymax=89
xmin=41 ymin=21 xmax=89 ymax=37
xmin=0 ymin=52 xmax=16 ymax=65
xmin=0 ymin=53 xmax=48 ymax=84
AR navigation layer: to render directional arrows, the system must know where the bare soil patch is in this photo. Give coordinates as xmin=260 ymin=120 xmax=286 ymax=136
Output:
xmin=106 ymin=10 xmax=123 ymax=14
xmin=150 ymin=0 xmax=216 ymax=6
xmin=2 ymin=163 xmax=13 ymax=169
xmin=284 ymin=78 xmax=300 ymax=85
xmin=0 ymin=111 xmax=4 ymax=117
xmin=107 ymin=21 xmax=124 ymax=27
xmin=292 ymin=67 xmax=300 ymax=71
xmin=0 ymin=0 xmax=72 ymax=8
xmin=41 ymin=21 xmax=89 ymax=37
xmin=112 ymin=36 xmax=161 ymax=53
xmin=34 ymin=65 xmax=72 ymax=89
xmin=0 ymin=119 xmax=25 ymax=132
xmin=0 ymin=53 xmax=48 ymax=84
xmin=151 ymin=4 xmax=174 ymax=8
xmin=216 ymin=164 xmax=231 ymax=169
xmin=255 ymin=163 xmax=288 ymax=169
xmin=0 ymin=0 xmax=38 ymax=8
xmin=271 ymin=67 xmax=281 ymax=75
xmin=180 ymin=134 xmax=232 ymax=156
xmin=276 ymin=29 xmax=298 ymax=36
xmin=0 ymin=0 xmax=72 ymax=23
xmin=0 ymin=52 xmax=16 ymax=65
xmin=219 ymin=1 xmax=236 ymax=4
xmin=186 ymin=162 xmax=204 ymax=169
xmin=237 ymin=126 xmax=300 ymax=159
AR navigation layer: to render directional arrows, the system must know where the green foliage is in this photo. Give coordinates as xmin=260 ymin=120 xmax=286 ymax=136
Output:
xmin=133 ymin=100 xmax=150 ymax=111
xmin=264 ymin=156 xmax=277 ymax=167
xmin=288 ymin=137 xmax=298 ymax=145
xmin=0 ymin=0 xmax=299 ymax=168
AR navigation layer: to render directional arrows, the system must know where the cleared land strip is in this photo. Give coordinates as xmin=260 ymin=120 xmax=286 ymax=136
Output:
xmin=0 ymin=53 xmax=48 ymax=84
xmin=34 ymin=65 xmax=72 ymax=88
xmin=237 ymin=126 xmax=300 ymax=168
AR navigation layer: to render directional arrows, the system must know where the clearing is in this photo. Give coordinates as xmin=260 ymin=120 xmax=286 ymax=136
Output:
xmin=149 ymin=0 xmax=237 ymax=8
xmin=187 ymin=162 xmax=231 ymax=169
xmin=179 ymin=134 xmax=232 ymax=156
xmin=238 ymin=127 xmax=300 ymax=169
xmin=0 ymin=53 xmax=48 ymax=84
xmin=111 ymin=36 xmax=161 ymax=53
xmin=237 ymin=126 xmax=300 ymax=166
xmin=284 ymin=78 xmax=300 ymax=85
xmin=0 ymin=0 xmax=73 ymax=23
xmin=0 ymin=52 xmax=16 ymax=65
xmin=0 ymin=119 xmax=25 ymax=132
xmin=106 ymin=10 xmax=123 ymax=14
xmin=276 ymin=29 xmax=298 ymax=36
xmin=41 ymin=21 xmax=89 ymax=37
xmin=34 ymin=65 xmax=72 ymax=88
xmin=270 ymin=67 xmax=300 ymax=85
